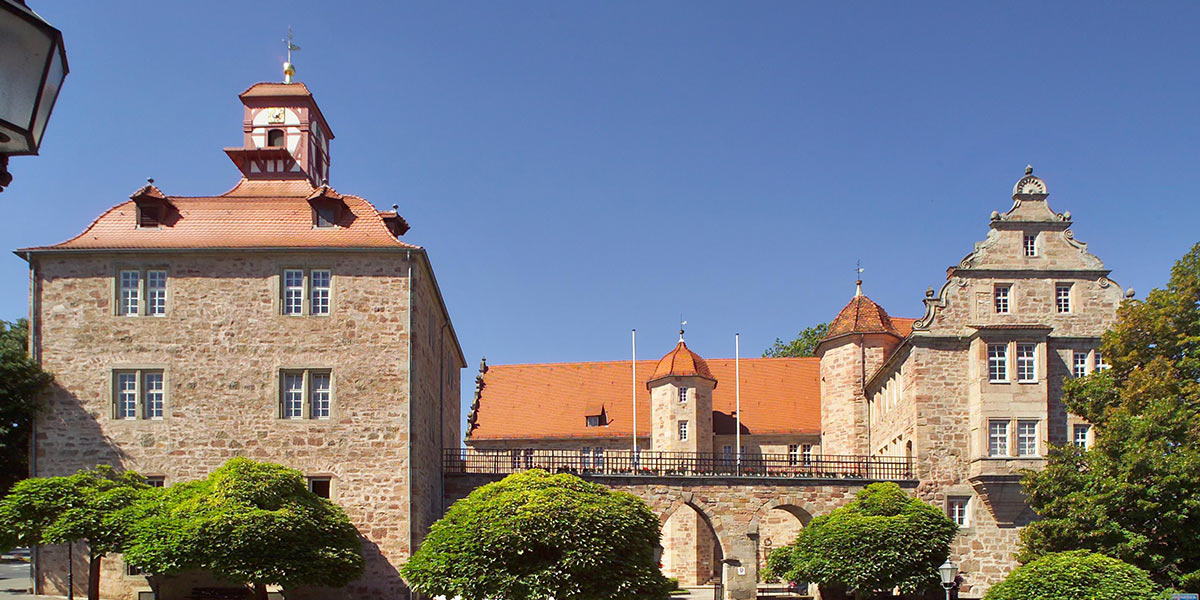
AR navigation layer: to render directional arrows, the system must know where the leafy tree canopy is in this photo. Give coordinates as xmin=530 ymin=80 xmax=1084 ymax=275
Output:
xmin=402 ymin=469 xmax=672 ymax=600
xmin=0 ymin=319 xmax=53 ymax=494
xmin=1019 ymin=243 xmax=1200 ymax=591
xmin=764 ymin=482 xmax=957 ymax=599
xmin=122 ymin=457 xmax=364 ymax=596
xmin=763 ymin=323 xmax=830 ymax=358
xmin=984 ymin=550 xmax=1159 ymax=600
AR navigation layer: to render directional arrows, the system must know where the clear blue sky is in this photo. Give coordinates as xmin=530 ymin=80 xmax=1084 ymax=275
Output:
xmin=5 ymin=2 xmax=1198 ymax=434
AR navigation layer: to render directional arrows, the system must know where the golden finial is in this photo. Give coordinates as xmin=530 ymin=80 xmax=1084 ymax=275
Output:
xmin=282 ymin=27 xmax=300 ymax=84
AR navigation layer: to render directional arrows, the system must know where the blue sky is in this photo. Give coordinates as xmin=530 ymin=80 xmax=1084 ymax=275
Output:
xmin=5 ymin=2 xmax=1199 ymax=431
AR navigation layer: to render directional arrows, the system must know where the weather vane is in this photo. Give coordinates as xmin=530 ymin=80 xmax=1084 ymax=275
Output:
xmin=282 ymin=27 xmax=301 ymax=84
xmin=856 ymin=260 xmax=864 ymax=296
xmin=679 ymin=316 xmax=687 ymax=342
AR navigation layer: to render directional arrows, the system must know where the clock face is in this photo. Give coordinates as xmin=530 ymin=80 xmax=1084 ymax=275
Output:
xmin=1015 ymin=176 xmax=1046 ymax=195
xmin=267 ymin=108 xmax=285 ymax=124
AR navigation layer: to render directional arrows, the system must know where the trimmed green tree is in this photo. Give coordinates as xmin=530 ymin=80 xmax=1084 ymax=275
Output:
xmin=122 ymin=457 xmax=364 ymax=600
xmin=763 ymin=323 xmax=830 ymax=358
xmin=764 ymin=482 xmax=957 ymax=599
xmin=984 ymin=550 xmax=1158 ymax=600
xmin=0 ymin=465 xmax=149 ymax=600
xmin=0 ymin=318 xmax=54 ymax=495
xmin=1019 ymin=243 xmax=1200 ymax=591
xmin=402 ymin=469 xmax=672 ymax=600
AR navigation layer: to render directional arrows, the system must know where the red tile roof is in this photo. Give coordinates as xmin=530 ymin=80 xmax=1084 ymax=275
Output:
xmin=826 ymin=293 xmax=908 ymax=339
xmin=467 ymin=357 xmax=821 ymax=441
xmin=20 ymin=179 xmax=416 ymax=251
xmin=648 ymin=340 xmax=717 ymax=387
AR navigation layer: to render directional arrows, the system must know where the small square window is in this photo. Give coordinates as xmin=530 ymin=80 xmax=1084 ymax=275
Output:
xmin=987 ymin=344 xmax=1009 ymax=383
xmin=994 ymin=285 xmax=1010 ymax=314
xmin=315 ymin=206 xmax=337 ymax=228
xmin=308 ymin=477 xmax=331 ymax=499
xmin=1016 ymin=344 xmax=1037 ymax=382
xmin=988 ymin=420 xmax=1009 ymax=457
xmin=585 ymin=415 xmax=603 ymax=427
xmin=1024 ymin=233 xmax=1038 ymax=257
xmin=1073 ymin=424 xmax=1091 ymax=449
xmin=280 ymin=369 xmax=332 ymax=420
xmin=947 ymin=497 xmax=970 ymax=528
xmin=678 ymin=420 xmax=688 ymax=441
xmin=113 ymin=370 xmax=165 ymax=420
xmin=1056 ymin=283 xmax=1072 ymax=313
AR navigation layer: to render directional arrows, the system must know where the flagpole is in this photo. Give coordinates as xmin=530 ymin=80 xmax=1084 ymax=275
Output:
xmin=632 ymin=329 xmax=637 ymax=466
xmin=735 ymin=332 xmax=741 ymax=474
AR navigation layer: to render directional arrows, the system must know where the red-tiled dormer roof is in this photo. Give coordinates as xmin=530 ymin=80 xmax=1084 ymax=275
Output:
xmin=825 ymin=293 xmax=908 ymax=339
xmin=468 ymin=357 xmax=820 ymax=440
xmin=647 ymin=340 xmax=717 ymax=388
xmin=19 ymin=179 xmax=415 ymax=252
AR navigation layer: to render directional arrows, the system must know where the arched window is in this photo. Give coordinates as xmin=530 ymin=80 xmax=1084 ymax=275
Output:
xmin=267 ymin=129 xmax=285 ymax=147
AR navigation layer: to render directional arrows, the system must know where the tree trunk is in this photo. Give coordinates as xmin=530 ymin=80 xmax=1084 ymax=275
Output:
xmin=87 ymin=553 xmax=101 ymax=600
xmin=254 ymin=582 xmax=269 ymax=600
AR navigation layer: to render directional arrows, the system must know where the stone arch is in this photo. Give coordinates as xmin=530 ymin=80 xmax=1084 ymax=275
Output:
xmin=659 ymin=492 xmax=730 ymax=556
xmin=659 ymin=493 xmax=727 ymax=587
xmin=748 ymin=497 xmax=815 ymax=534
xmin=750 ymin=498 xmax=815 ymax=580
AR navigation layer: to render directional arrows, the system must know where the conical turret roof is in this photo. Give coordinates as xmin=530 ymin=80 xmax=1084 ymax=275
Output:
xmin=647 ymin=340 xmax=717 ymax=388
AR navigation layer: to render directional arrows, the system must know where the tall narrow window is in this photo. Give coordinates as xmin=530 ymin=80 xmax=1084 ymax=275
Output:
xmin=267 ymin=128 xmax=285 ymax=147
xmin=593 ymin=447 xmax=604 ymax=470
xmin=282 ymin=372 xmax=304 ymax=419
xmin=580 ymin=447 xmax=592 ymax=469
xmin=1073 ymin=424 xmax=1092 ymax=449
xmin=283 ymin=269 xmax=304 ymax=315
xmin=994 ymin=285 xmax=1010 ymax=314
xmin=116 ymin=372 xmax=138 ymax=419
xmin=1056 ymin=283 xmax=1072 ymax=313
xmin=988 ymin=420 xmax=1009 ymax=457
xmin=947 ymin=497 xmax=970 ymax=528
xmin=1016 ymin=344 xmax=1037 ymax=382
xmin=143 ymin=371 xmax=164 ymax=419
xmin=678 ymin=386 xmax=689 ymax=403
xmin=1017 ymin=420 xmax=1038 ymax=456
xmin=119 ymin=271 xmax=140 ymax=316
xmin=788 ymin=444 xmax=800 ymax=466
xmin=802 ymin=444 xmax=814 ymax=465
xmin=1095 ymin=351 xmax=1110 ymax=371
xmin=310 ymin=270 xmax=331 ymax=316
xmin=987 ymin=343 xmax=1008 ymax=382
xmin=722 ymin=445 xmax=733 ymax=465
xmin=523 ymin=449 xmax=533 ymax=469
xmin=1073 ymin=351 xmax=1089 ymax=378
xmin=146 ymin=270 xmax=167 ymax=316
xmin=1023 ymin=233 xmax=1037 ymax=257
xmin=310 ymin=372 xmax=331 ymax=419
xmin=678 ymin=420 xmax=688 ymax=441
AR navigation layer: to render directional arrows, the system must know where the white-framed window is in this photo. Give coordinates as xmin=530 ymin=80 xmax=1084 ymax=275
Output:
xmin=988 ymin=343 xmax=1009 ymax=382
xmin=523 ymin=449 xmax=533 ymax=469
xmin=678 ymin=420 xmax=688 ymax=441
xmin=310 ymin=270 xmax=331 ymax=316
xmin=280 ymin=369 xmax=332 ymax=420
xmin=593 ymin=447 xmax=604 ymax=470
xmin=947 ymin=496 xmax=970 ymax=528
xmin=510 ymin=449 xmax=520 ymax=470
xmin=788 ymin=444 xmax=800 ymax=466
xmin=283 ymin=269 xmax=305 ymax=315
xmin=314 ymin=206 xmax=337 ymax=228
xmin=1073 ymin=424 xmax=1092 ymax=449
xmin=1017 ymin=420 xmax=1038 ymax=456
xmin=1023 ymin=233 xmax=1038 ymax=257
xmin=1073 ymin=351 xmax=1089 ymax=378
xmin=146 ymin=270 xmax=167 ymax=316
xmin=1016 ymin=343 xmax=1037 ymax=382
xmin=678 ymin=386 xmax=689 ymax=403
xmin=1056 ymin=283 xmax=1072 ymax=313
xmin=988 ymin=420 xmax=1009 ymax=457
xmin=307 ymin=476 xmax=331 ymax=499
xmin=585 ymin=415 xmax=602 ymax=427
xmin=802 ymin=444 xmax=814 ymax=465
xmin=994 ymin=284 xmax=1010 ymax=314
xmin=118 ymin=269 xmax=167 ymax=317
xmin=113 ymin=369 xmax=165 ymax=420
xmin=119 ymin=270 xmax=140 ymax=316
xmin=1095 ymin=351 xmax=1110 ymax=371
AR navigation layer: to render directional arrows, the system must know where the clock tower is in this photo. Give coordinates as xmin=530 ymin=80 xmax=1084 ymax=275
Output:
xmin=223 ymin=81 xmax=334 ymax=186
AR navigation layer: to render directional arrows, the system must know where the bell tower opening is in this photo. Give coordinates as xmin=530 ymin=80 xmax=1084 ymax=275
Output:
xmin=223 ymin=82 xmax=335 ymax=187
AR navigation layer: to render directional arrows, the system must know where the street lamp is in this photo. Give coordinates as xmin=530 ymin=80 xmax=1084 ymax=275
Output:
xmin=938 ymin=559 xmax=959 ymax=600
xmin=0 ymin=0 xmax=69 ymax=192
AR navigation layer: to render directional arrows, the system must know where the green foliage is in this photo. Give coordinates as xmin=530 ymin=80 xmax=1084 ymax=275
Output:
xmin=122 ymin=457 xmax=364 ymax=590
xmin=0 ymin=319 xmax=54 ymax=494
xmin=0 ymin=464 xmax=148 ymax=555
xmin=402 ymin=469 xmax=672 ymax=600
xmin=763 ymin=323 xmax=830 ymax=358
xmin=983 ymin=550 xmax=1159 ymax=600
xmin=764 ymin=482 xmax=957 ymax=598
xmin=1020 ymin=243 xmax=1200 ymax=591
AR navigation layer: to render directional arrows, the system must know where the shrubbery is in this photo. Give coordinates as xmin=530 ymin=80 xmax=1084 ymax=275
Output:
xmin=984 ymin=550 xmax=1158 ymax=600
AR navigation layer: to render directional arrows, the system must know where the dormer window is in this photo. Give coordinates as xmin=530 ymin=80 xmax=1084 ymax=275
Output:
xmin=584 ymin=405 xmax=606 ymax=427
xmin=267 ymin=128 xmax=285 ymax=148
xmin=585 ymin=415 xmax=602 ymax=427
xmin=315 ymin=205 xmax=337 ymax=228
xmin=138 ymin=204 xmax=161 ymax=228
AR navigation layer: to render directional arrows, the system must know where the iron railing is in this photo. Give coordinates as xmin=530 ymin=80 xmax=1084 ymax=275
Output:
xmin=444 ymin=448 xmax=914 ymax=480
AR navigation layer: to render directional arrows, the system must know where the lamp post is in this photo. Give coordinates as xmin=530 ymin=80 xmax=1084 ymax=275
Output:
xmin=0 ymin=0 xmax=69 ymax=192
xmin=938 ymin=558 xmax=959 ymax=600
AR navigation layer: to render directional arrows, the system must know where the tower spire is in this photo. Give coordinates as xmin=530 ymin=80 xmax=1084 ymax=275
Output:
xmin=282 ymin=27 xmax=301 ymax=84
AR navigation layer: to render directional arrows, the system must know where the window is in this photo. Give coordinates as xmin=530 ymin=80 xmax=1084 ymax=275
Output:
xmin=118 ymin=269 xmax=167 ymax=317
xmin=1016 ymin=343 xmax=1037 ymax=382
xmin=1017 ymin=420 xmax=1038 ymax=456
xmin=307 ymin=477 xmax=331 ymax=499
xmin=580 ymin=447 xmax=592 ymax=468
xmin=280 ymin=369 xmax=332 ymax=420
xmin=510 ymin=449 xmax=520 ymax=470
xmin=988 ymin=420 xmax=1009 ymax=457
xmin=593 ymin=447 xmax=604 ymax=470
xmin=1073 ymin=424 xmax=1092 ymax=449
xmin=678 ymin=386 xmax=689 ymax=403
xmin=137 ymin=204 xmax=161 ymax=228
xmin=146 ymin=270 xmax=167 ymax=316
xmin=1095 ymin=351 xmax=1110 ymax=371
xmin=678 ymin=420 xmax=688 ymax=441
xmin=119 ymin=270 xmax=140 ymax=316
xmin=1073 ymin=351 xmax=1089 ymax=378
xmin=585 ymin=415 xmax=602 ymax=427
xmin=947 ymin=497 xmax=970 ymax=528
xmin=282 ymin=268 xmax=332 ymax=316
xmin=994 ymin=285 xmax=1010 ymax=314
xmin=1023 ymin=233 xmax=1037 ymax=257
xmin=788 ymin=444 xmax=800 ymax=466
xmin=315 ymin=206 xmax=337 ymax=228
xmin=722 ymin=445 xmax=733 ymax=464
xmin=144 ymin=476 xmax=165 ymax=488
xmin=1055 ymin=283 xmax=1072 ymax=313
xmin=267 ymin=128 xmax=285 ymax=147
xmin=523 ymin=449 xmax=534 ymax=469
xmin=113 ymin=370 xmax=165 ymax=420
xmin=802 ymin=444 xmax=814 ymax=465
xmin=126 ymin=562 xmax=147 ymax=577
xmin=987 ymin=343 xmax=1008 ymax=382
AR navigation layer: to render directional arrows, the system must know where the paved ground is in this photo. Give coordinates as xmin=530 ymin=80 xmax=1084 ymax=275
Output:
xmin=0 ymin=557 xmax=33 ymax=598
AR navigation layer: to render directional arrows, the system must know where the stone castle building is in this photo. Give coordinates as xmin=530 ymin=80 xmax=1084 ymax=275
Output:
xmin=18 ymin=79 xmax=464 ymax=599
xmin=460 ymin=167 xmax=1126 ymax=599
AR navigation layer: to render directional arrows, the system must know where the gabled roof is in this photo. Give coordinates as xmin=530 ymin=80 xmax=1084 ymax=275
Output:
xmin=19 ymin=179 xmax=416 ymax=252
xmin=467 ymin=357 xmax=821 ymax=441
xmin=648 ymin=340 xmax=717 ymax=388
